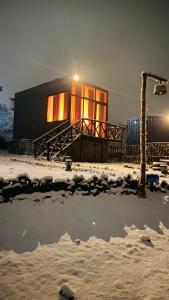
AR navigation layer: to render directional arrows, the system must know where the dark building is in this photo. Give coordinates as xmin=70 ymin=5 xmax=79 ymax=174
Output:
xmin=127 ymin=116 xmax=169 ymax=144
xmin=13 ymin=77 xmax=109 ymax=140
xmin=11 ymin=77 xmax=125 ymax=161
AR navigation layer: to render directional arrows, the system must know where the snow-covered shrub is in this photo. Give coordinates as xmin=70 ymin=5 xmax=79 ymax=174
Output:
xmin=0 ymin=103 xmax=13 ymax=141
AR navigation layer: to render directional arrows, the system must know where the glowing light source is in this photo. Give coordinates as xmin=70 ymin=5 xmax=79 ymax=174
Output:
xmin=73 ymin=74 xmax=80 ymax=81
xmin=163 ymin=114 xmax=169 ymax=123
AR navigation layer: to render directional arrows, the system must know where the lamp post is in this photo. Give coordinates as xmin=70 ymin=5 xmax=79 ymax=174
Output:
xmin=139 ymin=72 xmax=168 ymax=198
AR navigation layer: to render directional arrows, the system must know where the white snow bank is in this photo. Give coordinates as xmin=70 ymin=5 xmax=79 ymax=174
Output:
xmin=1 ymin=226 xmax=169 ymax=299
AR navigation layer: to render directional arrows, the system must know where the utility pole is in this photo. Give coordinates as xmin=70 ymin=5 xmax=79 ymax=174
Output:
xmin=139 ymin=72 xmax=168 ymax=198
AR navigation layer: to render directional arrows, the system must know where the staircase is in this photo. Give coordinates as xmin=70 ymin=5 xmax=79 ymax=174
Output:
xmin=33 ymin=119 xmax=82 ymax=160
xmin=33 ymin=120 xmax=69 ymax=159
xmin=33 ymin=118 xmax=125 ymax=161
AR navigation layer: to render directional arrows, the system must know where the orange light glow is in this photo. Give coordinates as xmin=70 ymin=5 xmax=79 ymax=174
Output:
xmin=58 ymin=93 xmax=65 ymax=121
xmin=70 ymin=96 xmax=76 ymax=125
xmin=96 ymin=89 xmax=108 ymax=103
xmin=95 ymin=104 xmax=106 ymax=137
xmin=47 ymin=92 xmax=68 ymax=122
xmin=70 ymin=82 xmax=108 ymax=132
xmin=47 ymin=96 xmax=54 ymax=122
xmin=83 ymin=99 xmax=89 ymax=119
xmin=164 ymin=114 xmax=169 ymax=122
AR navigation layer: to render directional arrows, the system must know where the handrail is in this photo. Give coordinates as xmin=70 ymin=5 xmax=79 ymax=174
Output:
xmin=81 ymin=118 xmax=125 ymax=128
xmin=46 ymin=119 xmax=82 ymax=145
xmin=33 ymin=120 xmax=69 ymax=143
xmin=33 ymin=117 xmax=126 ymax=160
xmin=45 ymin=118 xmax=125 ymax=145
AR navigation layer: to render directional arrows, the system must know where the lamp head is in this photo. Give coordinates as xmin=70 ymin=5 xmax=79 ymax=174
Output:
xmin=73 ymin=74 xmax=80 ymax=81
xmin=154 ymin=82 xmax=167 ymax=95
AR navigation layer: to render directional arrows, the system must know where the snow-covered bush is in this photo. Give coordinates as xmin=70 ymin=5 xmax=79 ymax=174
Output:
xmin=0 ymin=103 xmax=13 ymax=141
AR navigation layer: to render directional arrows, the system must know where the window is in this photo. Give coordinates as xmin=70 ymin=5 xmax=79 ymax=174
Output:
xmin=84 ymin=85 xmax=95 ymax=100
xmin=96 ymin=104 xmax=107 ymax=121
xmin=96 ymin=89 xmax=107 ymax=103
xmin=83 ymin=99 xmax=95 ymax=119
xmin=47 ymin=92 xmax=68 ymax=122
xmin=71 ymin=81 xmax=108 ymax=126
xmin=70 ymin=96 xmax=82 ymax=124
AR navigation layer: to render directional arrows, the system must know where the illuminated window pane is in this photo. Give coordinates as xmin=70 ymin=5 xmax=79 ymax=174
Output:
xmin=47 ymin=96 xmax=54 ymax=122
xmin=63 ymin=93 xmax=68 ymax=120
xmin=96 ymin=89 xmax=108 ymax=103
xmin=71 ymin=96 xmax=82 ymax=124
xmin=47 ymin=92 xmax=68 ymax=122
xmin=95 ymin=104 xmax=107 ymax=137
xmin=53 ymin=95 xmax=59 ymax=121
xmin=82 ymin=99 xmax=95 ymax=119
xmin=72 ymin=81 xmax=83 ymax=97
xmin=96 ymin=104 xmax=107 ymax=122
xmin=84 ymin=85 xmax=95 ymax=100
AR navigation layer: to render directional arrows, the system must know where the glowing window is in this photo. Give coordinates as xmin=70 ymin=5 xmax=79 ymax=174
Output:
xmin=83 ymin=99 xmax=95 ymax=120
xmin=72 ymin=81 xmax=83 ymax=97
xmin=84 ymin=86 xmax=95 ymax=100
xmin=47 ymin=92 xmax=68 ymax=122
xmin=96 ymin=104 xmax=107 ymax=122
xmin=96 ymin=89 xmax=108 ymax=103
xmin=70 ymin=96 xmax=82 ymax=125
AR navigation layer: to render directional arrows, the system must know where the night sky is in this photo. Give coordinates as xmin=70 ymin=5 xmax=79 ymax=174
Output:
xmin=0 ymin=0 xmax=169 ymax=123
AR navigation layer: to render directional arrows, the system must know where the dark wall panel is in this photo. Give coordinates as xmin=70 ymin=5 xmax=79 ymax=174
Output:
xmin=13 ymin=78 xmax=71 ymax=139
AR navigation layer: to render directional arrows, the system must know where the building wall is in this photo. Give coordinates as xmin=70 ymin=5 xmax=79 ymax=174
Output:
xmin=13 ymin=78 xmax=71 ymax=139
xmin=66 ymin=135 xmax=108 ymax=162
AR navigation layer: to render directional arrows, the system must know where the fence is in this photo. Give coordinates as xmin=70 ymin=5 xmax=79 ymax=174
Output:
xmin=109 ymin=142 xmax=169 ymax=163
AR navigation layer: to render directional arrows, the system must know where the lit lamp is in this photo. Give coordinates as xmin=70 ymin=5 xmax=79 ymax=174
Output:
xmin=139 ymin=72 xmax=168 ymax=198
xmin=65 ymin=156 xmax=73 ymax=171
xmin=73 ymin=74 xmax=80 ymax=81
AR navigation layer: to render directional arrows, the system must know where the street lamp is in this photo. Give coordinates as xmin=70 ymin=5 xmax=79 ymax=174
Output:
xmin=139 ymin=72 xmax=168 ymax=198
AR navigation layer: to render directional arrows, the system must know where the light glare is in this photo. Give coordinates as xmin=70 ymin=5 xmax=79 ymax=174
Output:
xmin=73 ymin=74 xmax=80 ymax=81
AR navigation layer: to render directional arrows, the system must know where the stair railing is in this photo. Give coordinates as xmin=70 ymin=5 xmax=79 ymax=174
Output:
xmin=46 ymin=119 xmax=83 ymax=160
xmin=33 ymin=120 xmax=69 ymax=158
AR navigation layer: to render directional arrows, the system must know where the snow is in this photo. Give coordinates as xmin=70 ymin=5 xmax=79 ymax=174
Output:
xmin=0 ymin=104 xmax=13 ymax=141
xmin=0 ymin=152 xmax=165 ymax=181
xmin=1 ymin=153 xmax=169 ymax=299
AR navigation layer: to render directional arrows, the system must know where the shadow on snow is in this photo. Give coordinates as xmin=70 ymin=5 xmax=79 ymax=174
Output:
xmin=0 ymin=191 xmax=169 ymax=253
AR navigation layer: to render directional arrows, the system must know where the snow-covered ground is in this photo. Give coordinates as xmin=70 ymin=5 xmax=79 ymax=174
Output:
xmin=0 ymin=152 xmax=137 ymax=178
xmin=0 ymin=152 xmax=164 ymax=181
xmin=1 ymin=153 xmax=169 ymax=299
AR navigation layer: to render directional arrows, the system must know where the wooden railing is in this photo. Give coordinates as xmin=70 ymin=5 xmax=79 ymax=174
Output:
xmin=33 ymin=120 xmax=69 ymax=158
xmin=122 ymin=142 xmax=169 ymax=163
xmin=33 ymin=118 xmax=125 ymax=160
xmin=46 ymin=119 xmax=83 ymax=160
xmin=79 ymin=118 xmax=125 ymax=140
